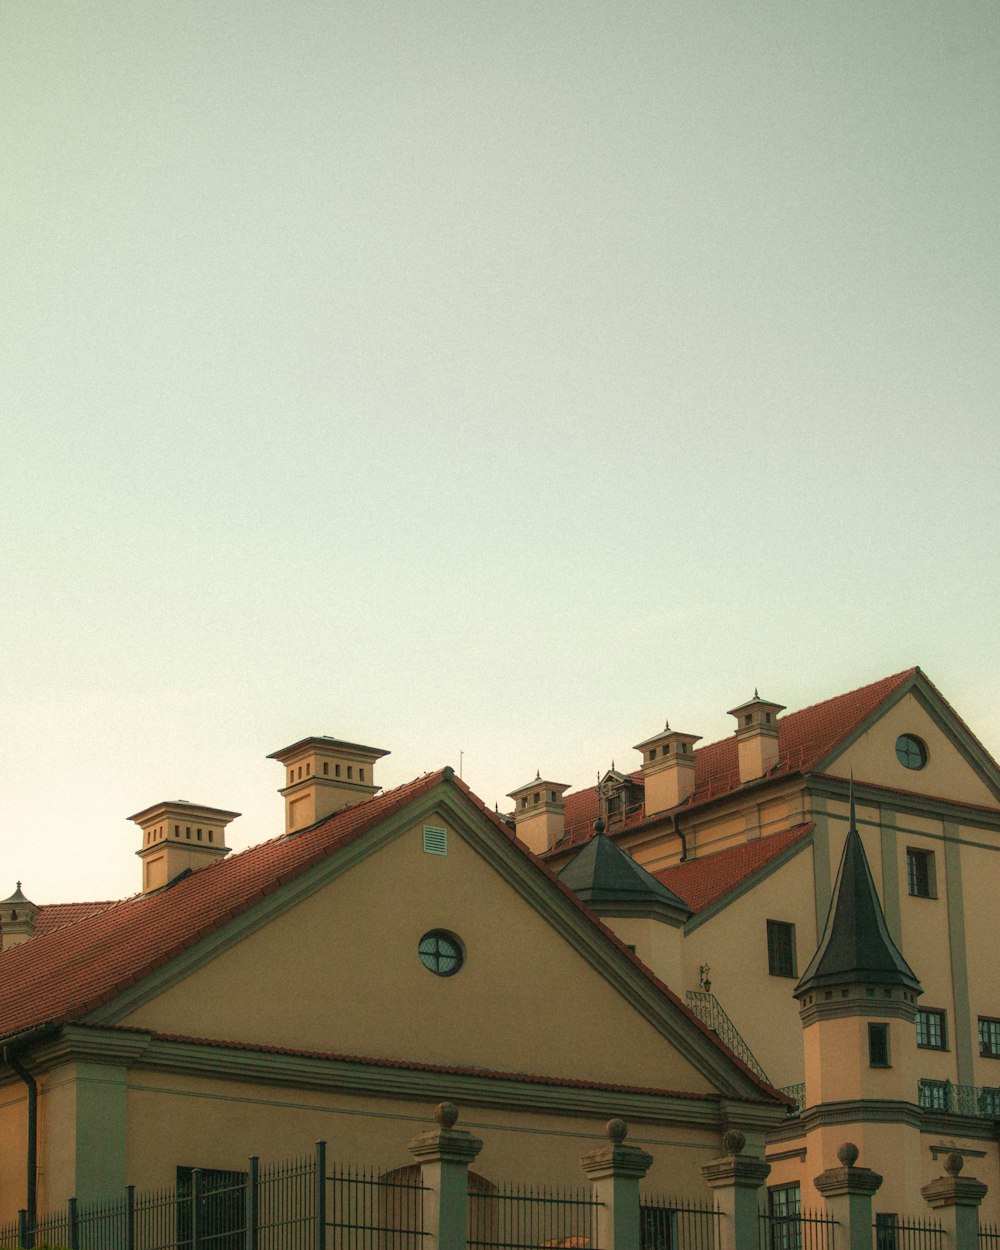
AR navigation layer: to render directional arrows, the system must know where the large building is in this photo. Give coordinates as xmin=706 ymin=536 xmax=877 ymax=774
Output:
xmin=1 ymin=665 xmax=998 ymax=1236
xmin=521 ymin=667 xmax=1000 ymax=1221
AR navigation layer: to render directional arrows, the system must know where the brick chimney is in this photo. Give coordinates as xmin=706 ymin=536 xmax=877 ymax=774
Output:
xmin=507 ymin=774 xmax=570 ymax=855
xmin=633 ymin=723 xmax=702 ymax=814
xmin=268 ymin=736 xmax=390 ymax=835
xmin=728 ymin=691 xmax=785 ymax=783
xmin=0 ymin=882 xmax=39 ymax=949
xmin=132 ymin=801 xmax=239 ymax=894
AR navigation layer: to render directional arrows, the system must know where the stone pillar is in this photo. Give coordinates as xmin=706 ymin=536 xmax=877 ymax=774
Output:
xmin=921 ymin=1152 xmax=988 ymax=1250
xmin=813 ymin=1142 xmax=882 ymax=1250
xmin=580 ymin=1119 xmax=653 ymax=1250
xmin=700 ymin=1130 xmax=770 ymax=1250
xmin=409 ymin=1103 xmax=484 ymax=1250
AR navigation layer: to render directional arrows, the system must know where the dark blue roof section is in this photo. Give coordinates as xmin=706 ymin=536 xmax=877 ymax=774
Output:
xmin=558 ymin=833 xmax=691 ymax=920
xmin=795 ymin=794 xmax=921 ymax=997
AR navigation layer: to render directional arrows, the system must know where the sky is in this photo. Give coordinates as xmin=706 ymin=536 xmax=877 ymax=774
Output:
xmin=2 ymin=2 xmax=998 ymax=904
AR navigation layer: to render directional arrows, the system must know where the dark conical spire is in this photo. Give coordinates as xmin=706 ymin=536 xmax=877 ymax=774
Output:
xmin=795 ymin=783 xmax=921 ymax=998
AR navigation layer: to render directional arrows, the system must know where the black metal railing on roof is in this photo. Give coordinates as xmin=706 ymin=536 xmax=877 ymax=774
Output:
xmin=685 ymin=991 xmax=771 ymax=1084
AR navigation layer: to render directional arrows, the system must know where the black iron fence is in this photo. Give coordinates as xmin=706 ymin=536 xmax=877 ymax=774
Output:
xmin=640 ymin=1195 xmax=719 ymax=1249
xmin=757 ymin=1205 xmax=836 ymax=1250
xmin=874 ymin=1213 xmax=943 ymax=1249
xmin=980 ymin=1224 xmax=1000 ymax=1248
xmin=466 ymin=1180 xmax=601 ymax=1250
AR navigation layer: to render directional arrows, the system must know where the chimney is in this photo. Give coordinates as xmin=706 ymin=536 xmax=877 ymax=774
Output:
xmin=0 ymin=882 xmax=39 ymax=949
xmin=727 ymin=691 xmax=785 ymax=783
xmin=507 ymin=774 xmax=570 ymax=855
xmin=267 ymin=736 xmax=390 ymax=835
xmin=132 ymin=801 xmax=239 ymax=894
xmin=633 ymin=723 xmax=702 ymax=814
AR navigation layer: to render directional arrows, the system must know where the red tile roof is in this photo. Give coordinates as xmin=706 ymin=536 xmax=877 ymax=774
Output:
xmin=654 ymin=823 xmax=813 ymax=913
xmin=0 ymin=768 xmax=783 ymax=1103
xmin=558 ymin=669 xmax=917 ymax=847
xmin=35 ymin=902 xmax=116 ymax=937
xmin=0 ymin=771 xmax=451 ymax=1041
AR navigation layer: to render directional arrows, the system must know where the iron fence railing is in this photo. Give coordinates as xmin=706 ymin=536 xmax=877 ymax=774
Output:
xmin=778 ymin=1084 xmax=806 ymax=1113
xmin=758 ymin=1206 xmax=837 ymax=1250
xmin=640 ymin=1195 xmax=720 ymax=1249
xmin=466 ymin=1180 xmax=601 ymax=1250
xmin=874 ymin=1212 xmax=943 ymax=1249
xmin=685 ymin=991 xmax=771 ymax=1083
xmin=980 ymin=1223 xmax=1000 ymax=1248
xmin=917 ymin=1078 xmax=1000 ymax=1118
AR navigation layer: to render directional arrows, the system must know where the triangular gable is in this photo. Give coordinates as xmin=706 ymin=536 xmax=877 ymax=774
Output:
xmin=817 ymin=670 xmax=1000 ymax=806
xmin=1 ymin=772 xmax=781 ymax=1105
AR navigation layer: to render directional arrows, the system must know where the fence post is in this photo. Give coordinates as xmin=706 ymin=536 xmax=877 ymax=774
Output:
xmin=921 ymin=1151 xmax=987 ymax=1250
xmin=315 ymin=1141 xmax=327 ymax=1250
xmin=192 ymin=1167 xmax=203 ymax=1250
xmin=813 ymin=1142 xmax=882 ymax=1250
xmin=580 ymin=1118 xmax=653 ymax=1250
xmin=246 ymin=1155 xmax=260 ymax=1250
xmin=68 ymin=1195 xmax=79 ymax=1250
xmin=700 ymin=1130 xmax=770 ymax=1250
xmin=17 ymin=1208 xmax=28 ymax=1250
xmin=127 ymin=1183 xmax=136 ymax=1250
xmin=408 ymin=1102 xmax=484 ymax=1250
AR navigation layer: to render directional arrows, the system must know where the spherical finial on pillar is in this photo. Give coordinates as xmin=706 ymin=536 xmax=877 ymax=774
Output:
xmin=944 ymin=1152 xmax=964 ymax=1176
xmin=722 ymin=1130 xmax=745 ymax=1157
xmin=435 ymin=1102 xmax=459 ymax=1129
xmin=837 ymin=1142 xmax=859 ymax=1167
xmin=605 ymin=1118 xmax=628 ymax=1145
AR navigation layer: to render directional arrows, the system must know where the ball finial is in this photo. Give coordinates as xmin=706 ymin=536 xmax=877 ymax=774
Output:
xmin=435 ymin=1102 xmax=459 ymax=1129
xmin=837 ymin=1142 xmax=859 ymax=1167
xmin=605 ymin=1118 xmax=628 ymax=1145
xmin=722 ymin=1130 xmax=745 ymax=1156
xmin=944 ymin=1152 xmax=964 ymax=1176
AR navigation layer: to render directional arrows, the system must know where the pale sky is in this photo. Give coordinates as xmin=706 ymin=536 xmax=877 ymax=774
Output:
xmin=2 ymin=2 xmax=998 ymax=904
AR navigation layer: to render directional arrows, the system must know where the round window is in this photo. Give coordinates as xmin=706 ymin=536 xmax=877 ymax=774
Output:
xmin=418 ymin=930 xmax=464 ymax=977
xmin=895 ymin=734 xmax=928 ymax=770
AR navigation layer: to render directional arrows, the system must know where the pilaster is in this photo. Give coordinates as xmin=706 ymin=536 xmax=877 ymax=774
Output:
xmin=813 ymin=1142 xmax=882 ymax=1250
xmin=580 ymin=1119 xmax=653 ymax=1250
xmin=409 ymin=1103 xmax=484 ymax=1250
xmin=700 ymin=1131 xmax=770 ymax=1250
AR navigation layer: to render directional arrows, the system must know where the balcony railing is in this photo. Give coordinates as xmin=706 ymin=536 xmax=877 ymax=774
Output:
xmin=779 ymin=1082 xmax=806 ymax=1112
xmin=918 ymin=1078 xmax=1000 ymax=1118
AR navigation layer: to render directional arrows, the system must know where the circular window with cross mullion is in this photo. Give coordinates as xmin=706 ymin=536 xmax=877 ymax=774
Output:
xmin=895 ymin=734 xmax=928 ymax=770
xmin=418 ymin=930 xmax=464 ymax=977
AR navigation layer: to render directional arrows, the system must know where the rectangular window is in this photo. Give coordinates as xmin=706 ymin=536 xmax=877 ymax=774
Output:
xmin=767 ymin=921 xmax=797 ymax=978
xmin=918 ymin=1079 xmax=950 ymax=1111
xmin=906 ymin=848 xmax=935 ymax=898
xmin=767 ymin=1184 xmax=801 ymax=1250
xmin=868 ymin=1022 xmax=890 ymax=1067
xmin=916 ymin=1008 xmax=947 ymax=1050
xmin=177 ymin=1167 xmax=245 ymax=1250
xmin=875 ymin=1213 xmax=899 ymax=1250
xmin=639 ymin=1205 xmax=677 ymax=1250
xmin=980 ymin=1017 xmax=1000 ymax=1058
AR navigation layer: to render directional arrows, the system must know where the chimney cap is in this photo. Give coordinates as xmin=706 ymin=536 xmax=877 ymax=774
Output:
xmin=727 ymin=693 xmax=786 ymax=719
xmin=507 ymin=777 xmax=570 ymax=801
xmin=267 ymin=736 xmax=390 ymax=765
xmin=633 ymin=727 xmax=702 ymax=753
xmin=128 ymin=800 xmax=241 ymax=826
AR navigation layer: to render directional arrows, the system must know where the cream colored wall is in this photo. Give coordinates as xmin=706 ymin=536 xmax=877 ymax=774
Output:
xmin=0 ymin=1083 xmax=27 ymax=1225
xmin=680 ymin=847 xmax=816 ymax=1089
xmin=959 ymin=839 xmax=1000 ymax=1087
xmin=829 ymin=695 xmax=997 ymax=807
xmin=601 ymin=916 xmax=684 ymax=991
xmin=122 ymin=813 xmax=716 ymax=1093
xmin=123 ymin=1069 xmax=721 ymax=1193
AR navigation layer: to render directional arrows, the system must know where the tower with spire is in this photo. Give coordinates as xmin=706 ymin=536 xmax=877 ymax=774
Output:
xmin=794 ymin=785 xmax=925 ymax=1204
